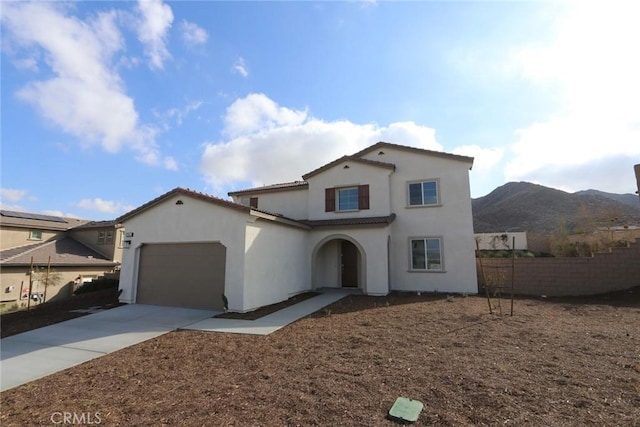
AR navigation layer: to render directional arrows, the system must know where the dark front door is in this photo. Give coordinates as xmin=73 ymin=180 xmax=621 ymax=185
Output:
xmin=341 ymin=240 xmax=358 ymax=288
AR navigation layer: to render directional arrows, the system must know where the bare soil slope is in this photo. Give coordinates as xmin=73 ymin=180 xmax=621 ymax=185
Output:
xmin=1 ymin=291 xmax=639 ymax=426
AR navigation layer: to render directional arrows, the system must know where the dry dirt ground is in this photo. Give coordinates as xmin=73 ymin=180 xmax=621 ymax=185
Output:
xmin=1 ymin=289 xmax=639 ymax=426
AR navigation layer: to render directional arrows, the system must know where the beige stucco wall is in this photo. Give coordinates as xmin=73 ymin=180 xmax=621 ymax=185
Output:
xmin=0 ymin=267 xmax=113 ymax=303
xmin=68 ymin=227 xmax=124 ymax=263
xmin=306 ymin=160 xmax=392 ymax=220
xmin=0 ymin=227 xmax=61 ymax=250
xmin=243 ymin=219 xmax=310 ymax=311
xmin=118 ymin=194 xmax=250 ymax=311
xmin=361 ymin=148 xmax=478 ymax=294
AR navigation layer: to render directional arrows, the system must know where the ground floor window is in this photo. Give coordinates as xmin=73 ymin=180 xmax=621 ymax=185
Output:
xmin=410 ymin=237 xmax=442 ymax=271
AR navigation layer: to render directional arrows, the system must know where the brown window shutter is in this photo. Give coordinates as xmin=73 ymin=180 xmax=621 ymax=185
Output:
xmin=358 ymin=184 xmax=370 ymax=210
xmin=325 ymin=188 xmax=335 ymax=212
xmin=249 ymin=197 xmax=258 ymax=208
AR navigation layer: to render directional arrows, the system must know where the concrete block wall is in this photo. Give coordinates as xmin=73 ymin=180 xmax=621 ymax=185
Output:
xmin=477 ymin=238 xmax=640 ymax=297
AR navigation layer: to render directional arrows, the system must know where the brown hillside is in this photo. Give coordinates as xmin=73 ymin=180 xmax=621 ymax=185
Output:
xmin=472 ymin=182 xmax=640 ymax=233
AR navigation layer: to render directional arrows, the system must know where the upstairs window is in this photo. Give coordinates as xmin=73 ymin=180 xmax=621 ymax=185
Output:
xmin=410 ymin=237 xmax=442 ymax=271
xmin=338 ymin=187 xmax=359 ymax=211
xmin=408 ymin=180 xmax=439 ymax=206
xmin=240 ymin=197 xmax=258 ymax=208
xmin=105 ymin=230 xmax=114 ymax=244
xmin=29 ymin=230 xmax=42 ymax=240
xmin=97 ymin=231 xmax=106 ymax=244
xmin=325 ymin=185 xmax=369 ymax=212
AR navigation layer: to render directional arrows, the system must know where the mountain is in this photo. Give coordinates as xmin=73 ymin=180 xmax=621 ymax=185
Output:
xmin=574 ymin=189 xmax=640 ymax=208
xmin=472 ymin=182 xmax=640 ymax=233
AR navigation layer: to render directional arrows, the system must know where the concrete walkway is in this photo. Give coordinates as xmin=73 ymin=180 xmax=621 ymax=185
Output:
xmin=0 ymin=292 xmax=347 ymax=392
xmin=183 ymin=291 xmax=347 ymax=335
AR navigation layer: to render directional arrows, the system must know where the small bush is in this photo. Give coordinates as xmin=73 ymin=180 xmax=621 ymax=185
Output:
xmin=74 ymin=278 xmax=119 ymax=295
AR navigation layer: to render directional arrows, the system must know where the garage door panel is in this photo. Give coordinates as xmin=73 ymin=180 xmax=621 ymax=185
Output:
xmin=137 ymin=242 xmax=226 ymax=310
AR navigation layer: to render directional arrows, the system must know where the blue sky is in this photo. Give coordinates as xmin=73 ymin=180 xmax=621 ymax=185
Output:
xmin=1 ymin=0 xmax=639 ymax=220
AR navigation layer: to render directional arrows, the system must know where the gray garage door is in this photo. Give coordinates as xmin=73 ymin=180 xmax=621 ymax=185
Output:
xmin=137 ymin=242 xmax=226 ymax=310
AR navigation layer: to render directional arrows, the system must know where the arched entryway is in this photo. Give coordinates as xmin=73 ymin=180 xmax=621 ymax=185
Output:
xmin=312 ymin=236 xmax=365 ymax=290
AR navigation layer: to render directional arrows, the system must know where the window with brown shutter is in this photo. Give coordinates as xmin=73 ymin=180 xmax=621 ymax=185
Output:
xmin=249 ymin=197 xmax=258 ymax=208
xmin=325 ymin=188 xmax=336 ymax=212
xmin=358 ymin=184 xmax=370 ymax=210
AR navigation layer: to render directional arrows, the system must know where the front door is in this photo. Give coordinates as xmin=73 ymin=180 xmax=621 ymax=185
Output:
xmin=341 ymin=240 xmax=358 ymax=288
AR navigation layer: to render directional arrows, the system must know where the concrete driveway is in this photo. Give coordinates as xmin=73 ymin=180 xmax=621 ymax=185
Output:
xmin=0 ymin=304 xmax=217 ymax=392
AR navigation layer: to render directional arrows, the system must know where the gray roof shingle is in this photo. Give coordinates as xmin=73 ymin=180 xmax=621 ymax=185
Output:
xmin=0 ymin=237 xmax=117 ymax=267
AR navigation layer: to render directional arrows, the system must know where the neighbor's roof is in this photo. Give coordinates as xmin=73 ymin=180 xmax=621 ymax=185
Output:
xmin=71 ymin=220 xmax=122 ymax=230
xmin=0 ymin=237 xmax=118 ymax=267
xmin=300 ymin=214 xmax=397 ymax=228
xmin=228 ymin=181 xmax=309 ymax=197
xmin=117 ymin=187 xmax=251 ymax=223
xmin=0 ymin=210 xmax=89 ymax=231
xmin=302 ymin=156 xmax=396 ymax=180
xmin=351 ymin=141 xmax=475 ymax=165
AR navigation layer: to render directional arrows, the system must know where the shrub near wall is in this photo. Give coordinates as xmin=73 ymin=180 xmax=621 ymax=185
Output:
xmin=477 ymin=238 xmax=640 ymax=297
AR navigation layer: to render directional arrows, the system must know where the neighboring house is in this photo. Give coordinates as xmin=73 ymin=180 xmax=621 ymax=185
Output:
xmin=474 ymin=232 xmax=528 ymax=251
xmin=117 ymin=142 xmax=478 ymax=312
xmin=0 ymin=211 xmax=121 ymax=304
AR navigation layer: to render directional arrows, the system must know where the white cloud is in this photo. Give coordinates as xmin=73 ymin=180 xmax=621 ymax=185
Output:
xmin=76 ymin=198 xmax=135 ymax=215
xmin=232 ymin=56 xmax=249 ymax=78
xmin=163 ymin=156 xmax=178 ymax=171
xmin=453 ymin=145 xmax=503 ymax=172
xmin=0 ymin=188 xmax=28 ymax=203
xmin=156 ymin=100 xmax=203 ymax=127
xmin=223 ymin=93 xmax=307 ymax=137
xmin=135 ymin=0 xmax=174 ymax=70
xmin=1 ymin=1 xmax=173 ymax=169
xmin=181 ymin=20 xmax=208 ymax=46
xmin=200 ymin=93 xmax=443 ymax=192
xmin=507 ymin=1 xmax=640 ymax=193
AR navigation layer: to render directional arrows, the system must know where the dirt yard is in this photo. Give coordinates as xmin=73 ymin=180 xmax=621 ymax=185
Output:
xmin=1 ymin=290 xmax=639 ymax=426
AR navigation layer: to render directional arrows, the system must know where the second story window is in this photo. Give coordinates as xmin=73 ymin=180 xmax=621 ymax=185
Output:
xmin=325 ymin=185 xmax=369 ymax=212
xmin=408 ymin=180 xmax=439 ymax=206
xmin=105 ymin=230 xmax=114 ymax=244
xmin=240 ymin=197 xmax=258 ymax=208
xmin=338 ymin=187 xmax=359 ymax=211
xmin=97 ymin=231 xmax=106 ymax=244
xmin=29 ymin=230 xmax=42 ymax=240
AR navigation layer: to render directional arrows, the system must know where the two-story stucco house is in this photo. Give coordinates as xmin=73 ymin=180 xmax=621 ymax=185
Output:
xmin=117 ymin=142 xmax=478 ymax=312
xmin=0 ymin=212 xmax=122 ymax=304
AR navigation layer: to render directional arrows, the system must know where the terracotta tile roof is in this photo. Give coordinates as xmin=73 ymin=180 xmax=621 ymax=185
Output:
xmin=351 ymin=141 xmax=474 ymax=165
xmin=0 ymin=237 xmax=117 ymax=267
xmin=0 ymin=210 xmax=89 ymax=231
xmin=302 ymin=156 xmax=396 ymax=180
xmin=301 ymin=214 xmax=397 ymax=228
xmin=117 ymin=187 xmax=250 ymax=223
xmin=228 ymin=181 xmax=309 ymax=197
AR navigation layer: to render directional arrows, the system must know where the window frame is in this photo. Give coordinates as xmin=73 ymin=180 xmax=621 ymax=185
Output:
xmin=337 ymin=187 xmax=360 ymax=212
xmin=97 ymin=231 xmax=106 ymax=244
xmin=325 ymin=184 xmax=370 ymax=212
xmin=407 ymin=179 xmax=440 ymax=207
xmin=29 ymin=230 xmax=42 ymax=241
xmin=408 ymin=236 xmax=444 ymax=272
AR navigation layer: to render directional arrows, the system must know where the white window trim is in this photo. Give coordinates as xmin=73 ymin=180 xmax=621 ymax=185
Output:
xmin=29 ymin=230 xmax=42 ymax=241
xmin=408 ymin=236 xmax=445 ymax=272
xmin=406 ymin=178 xmax=441 ymax=208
